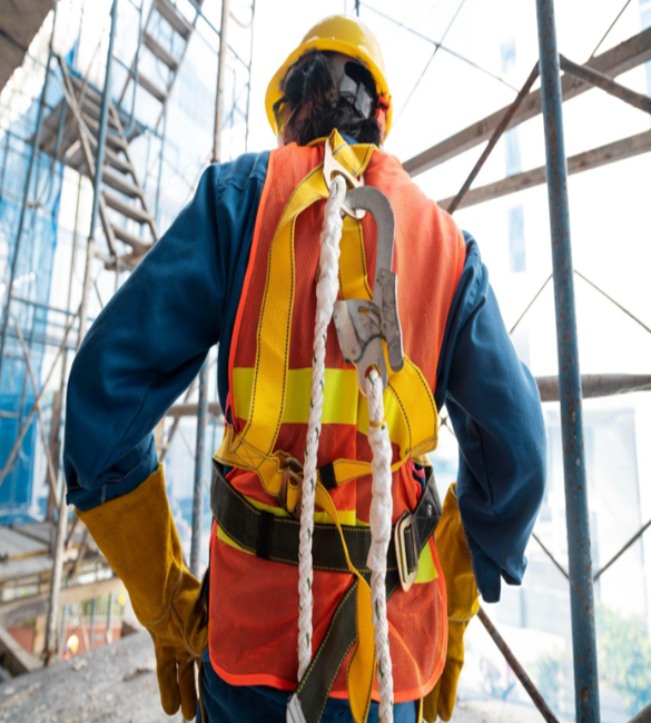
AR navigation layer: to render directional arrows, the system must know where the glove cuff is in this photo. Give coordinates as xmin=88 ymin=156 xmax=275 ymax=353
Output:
xmin=76 ymin=464 xmax=192 ymax=624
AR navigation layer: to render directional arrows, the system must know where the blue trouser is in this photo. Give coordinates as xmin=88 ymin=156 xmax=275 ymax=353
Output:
xmin=197 ymin=649 xmax=418 ymax=722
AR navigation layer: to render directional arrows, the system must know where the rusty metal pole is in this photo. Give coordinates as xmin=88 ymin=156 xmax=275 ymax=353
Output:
xmin=46 ymin=173 xmax=84 ymax=521
xmin=45 ymin=0 xmax=120 ymax=664
xmin=478 ymin=608 xmax=559 ymax=722
xmin=80 ymin=0 xmax=118 ymax=338
xmin=535 ymin=1 xmax=600 ymax=720
xmin=190 ymin=0 xmax=230 ymax=576
xmin=0 ymin=48 xmax=53 ymax=383
xmin=212 ymin=0 xmax=229 ymax=165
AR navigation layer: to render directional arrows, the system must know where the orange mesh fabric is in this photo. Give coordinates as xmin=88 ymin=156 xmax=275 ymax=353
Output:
xmin=210 ymin=139 xmax=465 ymax=700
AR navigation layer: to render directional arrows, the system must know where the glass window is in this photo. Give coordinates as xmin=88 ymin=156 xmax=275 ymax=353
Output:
xmin=508 ymin=205 xmax=526 ymax=273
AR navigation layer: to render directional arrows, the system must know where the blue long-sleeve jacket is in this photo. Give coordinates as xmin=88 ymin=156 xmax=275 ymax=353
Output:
xmin=63 ymin=150 xmax=546 ymax=603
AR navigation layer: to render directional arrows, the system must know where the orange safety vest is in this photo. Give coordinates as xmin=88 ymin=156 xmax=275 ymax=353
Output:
xmin=208 ymin=131 xmax=466 ymax=703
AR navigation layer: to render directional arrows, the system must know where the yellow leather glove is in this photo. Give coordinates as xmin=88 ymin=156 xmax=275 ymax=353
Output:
xmin=76 ymin=464 xmax=208 ymax=720
xmin=424 ymin=484 xmax=479 ymax=722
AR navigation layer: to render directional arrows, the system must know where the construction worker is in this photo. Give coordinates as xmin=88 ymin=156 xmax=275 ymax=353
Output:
xmin=63 ymin=15 xmax=546 ymax=723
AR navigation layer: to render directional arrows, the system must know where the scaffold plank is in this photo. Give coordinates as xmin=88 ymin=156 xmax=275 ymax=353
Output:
xmin=103 ymin=191 xmax=153 ymax=225
xmin=102 ymin=167 xmax=142 ymax=199
xmin=155 ymin=0 xmax=193 ymax=39
xmin=135 ymin=70 xmax=168 ymax=104
xmin=109 ymin=224 xmax=151 ymax=254
xmin=0 ymin=0 xmax=55 ymax=92
xmin=142 ymin=31 xmax=179 ymax=71
xmin=437 ymin=129 xmax=651 ymax=209
xmin=404 ymin=28 xmax=651 ymax=176
xmin=0 ymin=527 xmax=49 ymax=561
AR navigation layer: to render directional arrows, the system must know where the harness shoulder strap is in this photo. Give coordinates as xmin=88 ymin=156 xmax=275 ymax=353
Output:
xmin=216 ymin=129 xmax=439 ymax=499
xmin=216 ymin=131 xmax=376 ymax=497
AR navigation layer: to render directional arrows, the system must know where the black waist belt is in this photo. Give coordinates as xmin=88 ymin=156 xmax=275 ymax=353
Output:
xmin=210 ymin=459 xmax=441 ymax=577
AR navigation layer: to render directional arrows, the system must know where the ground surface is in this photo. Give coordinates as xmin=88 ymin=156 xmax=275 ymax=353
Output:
xmin=0 ymin=630 xmax=182 ymax=723
xmin=0 ymin=630 xmax=544 ymax=722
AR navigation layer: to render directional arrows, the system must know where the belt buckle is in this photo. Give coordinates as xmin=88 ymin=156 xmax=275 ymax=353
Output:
xmin=279 ymin=454 xmax=303 ymax=517
xmin=394 ymin=511 xmax=418 ymax=592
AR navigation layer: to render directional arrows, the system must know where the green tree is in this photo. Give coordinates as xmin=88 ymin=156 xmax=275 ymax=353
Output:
xmin=597 ymin=606 xmax=651 ymax=715
xmin=534 ymin=647 xmax=573 ymax=717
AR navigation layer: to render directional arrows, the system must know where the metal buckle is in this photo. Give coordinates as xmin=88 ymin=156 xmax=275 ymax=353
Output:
xmin=394 ymin=511 xmax=418 ymax=592
xmin=279 ymin=454 xmax=303 ymax=517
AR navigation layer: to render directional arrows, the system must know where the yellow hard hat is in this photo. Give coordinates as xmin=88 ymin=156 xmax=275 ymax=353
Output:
xmin=265 ymin=15 xmax=392 ymax=138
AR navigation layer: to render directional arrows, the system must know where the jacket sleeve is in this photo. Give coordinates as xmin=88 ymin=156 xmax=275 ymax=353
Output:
xmin=435 ymin=233 xmax=546 ymax=602
xmin=64 ymin=165 xmax=227 ymax=510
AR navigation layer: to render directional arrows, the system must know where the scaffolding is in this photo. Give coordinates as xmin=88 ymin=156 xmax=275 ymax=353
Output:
xmin=399 ymin=5 xmax=651 ymax=720
xmin=0 ymin=1 xmax=650 ymax=721
xmin=0 ymin=0 xmax=254 ymax=666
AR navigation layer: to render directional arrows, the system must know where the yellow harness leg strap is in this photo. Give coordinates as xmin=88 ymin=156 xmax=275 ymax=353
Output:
xmin=314 ymin=482 xmax=375 ymax=723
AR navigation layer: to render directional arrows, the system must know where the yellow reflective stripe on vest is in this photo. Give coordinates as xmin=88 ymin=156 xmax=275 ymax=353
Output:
xmin=339 ymin=214 xmax=371 ymax=299
xmin=232 ymin=365 xmax=437 ymax=457
xmin=415 ymin=541 xmax=437 ymax=584
xmin=233 ymin=367 xmax=359 ymax=425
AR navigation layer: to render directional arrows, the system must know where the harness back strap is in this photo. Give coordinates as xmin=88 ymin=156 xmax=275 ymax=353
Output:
xmin=229 ymin=138 xmax=374 ymax=465
xmin=286 ymin=477 xmax=442 ymax=722
xmin=215 ymin=131 xmax=439 ymax=500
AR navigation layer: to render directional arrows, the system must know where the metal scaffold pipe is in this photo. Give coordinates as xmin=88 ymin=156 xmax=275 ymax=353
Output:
xmin=212 ymin=0 xmax=230 ymax=165
xmin=0 ymin=48 xmax=53 ymax=384
xmin=190 ymin=0 xmax=231 ymax=576
xmin=534 ymin=1 xmax=600 ymax=721
xmin=90 ymin=0 xmax=119 ymax=244
xmin=45 ymin=0 xmax=121 ymax=665
xmin=190 ymin=360 xmax=208 ymax=576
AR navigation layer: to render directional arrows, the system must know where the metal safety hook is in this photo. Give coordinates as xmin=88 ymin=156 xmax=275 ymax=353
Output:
xmin=323 ymin=140 xmax=366 ymax=219
xmin=333 ymin=185 xmax=404 ymax=392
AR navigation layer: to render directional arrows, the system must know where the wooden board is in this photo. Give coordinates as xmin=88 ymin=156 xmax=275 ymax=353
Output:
xmin=0 ymin=527 xmax=49 ymax=562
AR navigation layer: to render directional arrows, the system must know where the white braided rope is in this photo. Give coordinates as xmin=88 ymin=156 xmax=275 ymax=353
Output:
xmin=365 ymin=368 xmax=395 ymax=723
xmin=297 ymin=174 xmax=347 ymax=680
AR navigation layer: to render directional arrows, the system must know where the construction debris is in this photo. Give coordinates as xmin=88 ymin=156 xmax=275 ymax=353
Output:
xmin=0 ymin=629 xmax=185 ymax=722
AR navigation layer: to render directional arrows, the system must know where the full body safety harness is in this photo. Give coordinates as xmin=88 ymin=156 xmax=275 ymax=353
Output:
xmin=211 ymin=134 xmax=442 ymax=723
